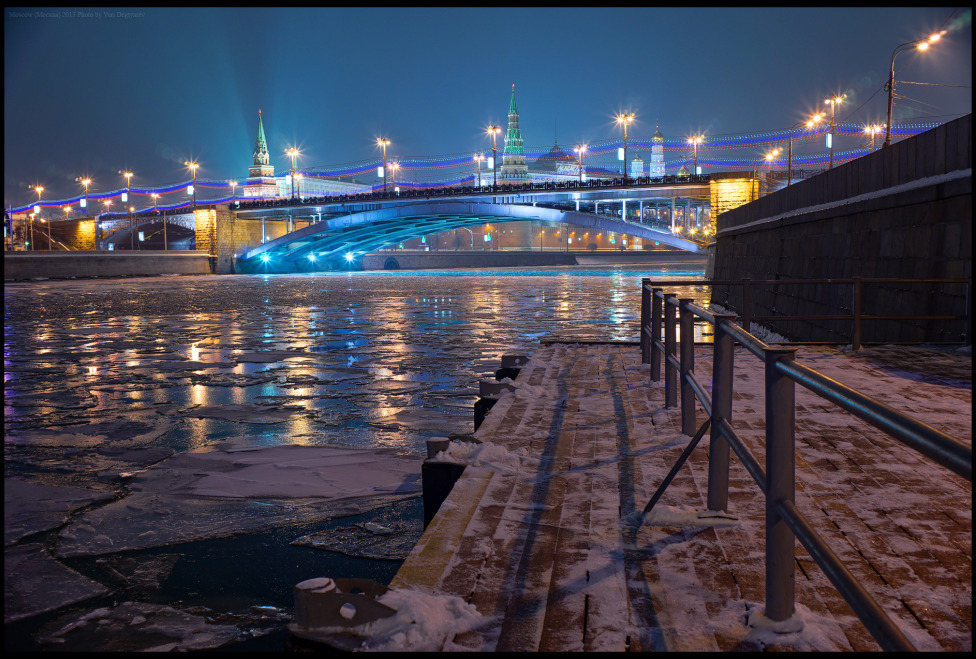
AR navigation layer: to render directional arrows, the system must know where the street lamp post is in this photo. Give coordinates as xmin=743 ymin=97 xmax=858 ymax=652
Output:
xmin=574 ymin=144 xmax=587 ymax=184
xmin=389 ymin=163 xmax=399 ymax=195
xmin=185 ymin=161 xmax=198 ymax=210
xmin=79 ymin=178 xmax=91 ymax=217
xmin=102 ymin=200 xmax=112 ymax=248
xmin=885 ymin=31 xmax=945 ymax=148
xmin=864 ymin=124 xmax=885 ymax=152
xmin=286 ymin=148 xmax=300 ymax=200
xmin=687 ymin=135 xmax=704 ymax=175
xmin=486 ymin=125 xmax=501 ymax=193
xmin=473 ymin=154 xmax=485 ymax=188
xmin=789 ymin=113 xmax=824 ymax=186
xmin=615 ymin=113 xmax=635 ymax=184
xmin=376 ymin=138 xmax=390 ymax=195
xmin=33 ymin=186 xmax=43 ymax=250
xmin=823 ymin=95 xmax=845 ymax=170
xmin=229 ymin=180 xmax=237 ymax=205
xmin=122 ymin=171 xmax=133 ymax=249
xmin=764 ymin=148 xmax=781 ymax=196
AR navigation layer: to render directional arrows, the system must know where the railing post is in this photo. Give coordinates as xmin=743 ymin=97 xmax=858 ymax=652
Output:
xmin=967 ymin=278 xmax=973 ymax=347
xmin=741 ymin=278 xmax=752 ymax=333
xmin=664 ymin=293 xmax=678 ymax=408
xmin=707 ymin=313 xmax=737 ymax=512
xmin=852 ymin=277 xmax=862 ymax=351
xmin=650 ymin=288 xmax=663 ymax=382
xmin=641 ymin=278 xmax=651 ymax=364
xmin=764 ymin=345 xmax=799 ymax=623
xmin=679 ymin=298 xmax=696 ymax=436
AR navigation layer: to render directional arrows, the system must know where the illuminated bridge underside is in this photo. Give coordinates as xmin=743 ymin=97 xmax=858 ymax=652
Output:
xmin=243 ymin=201 xmax=699 ymax=268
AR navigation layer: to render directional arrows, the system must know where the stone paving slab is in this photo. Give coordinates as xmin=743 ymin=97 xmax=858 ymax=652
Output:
xmin=390 ymin=343 xmax=971 ymax=651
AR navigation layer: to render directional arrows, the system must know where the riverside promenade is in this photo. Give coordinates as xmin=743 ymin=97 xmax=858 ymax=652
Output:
xmin=391 ymin=341 xmax=971 ymax=651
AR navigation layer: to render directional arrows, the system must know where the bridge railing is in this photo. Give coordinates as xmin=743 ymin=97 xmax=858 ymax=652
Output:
xmin=233 ymin=174 xmax=711 ymax=211
xmin=637 ymin=278 xmax=972 ymax=651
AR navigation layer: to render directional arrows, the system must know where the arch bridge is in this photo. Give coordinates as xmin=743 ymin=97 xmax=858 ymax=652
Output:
xmin=237 ymin=200 xmax=700 ymax=272
xmin=233 ymin=181 xmax=708 ymax=272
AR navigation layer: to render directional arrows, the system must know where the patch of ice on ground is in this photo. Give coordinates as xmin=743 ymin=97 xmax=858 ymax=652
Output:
xmin=633 ymin=504 xmax=740 ymax=529
xmin=4 ymin=543 xmax=110 ymax=623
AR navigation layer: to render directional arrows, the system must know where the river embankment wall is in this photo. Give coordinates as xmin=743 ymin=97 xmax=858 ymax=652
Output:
xmin=710 ymin=114 xmax=971 ymax=344
xmin=4 ymin=251 xmax=212 ymax=281
xmin=361 ymin=249 xmax=706 ymax=270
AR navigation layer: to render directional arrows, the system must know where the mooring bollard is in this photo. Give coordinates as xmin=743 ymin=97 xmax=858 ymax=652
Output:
xmin=707 ymin=313 xmax=737 ymax=513
xmin=422 ymin=437 xmax=466 ymax=529
xmin=763 ymin=345 xmax=799 ymax=622
xmin=496 ymin=354 xmax=528 ymax=381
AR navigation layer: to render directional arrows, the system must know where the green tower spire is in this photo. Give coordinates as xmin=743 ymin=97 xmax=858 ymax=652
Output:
xmin=253 ymin=109 xmax=270 ymax=166
xmin=501 ymin=83 xmax=528 ymax=179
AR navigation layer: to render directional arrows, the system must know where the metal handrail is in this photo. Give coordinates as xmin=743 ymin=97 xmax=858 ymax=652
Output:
xmin=638 ymin=278 xmax=972 ymax=651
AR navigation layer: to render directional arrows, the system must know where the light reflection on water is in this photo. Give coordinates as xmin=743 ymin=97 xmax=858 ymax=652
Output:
xmin=3 ymin=265 xmax=706 ymax=458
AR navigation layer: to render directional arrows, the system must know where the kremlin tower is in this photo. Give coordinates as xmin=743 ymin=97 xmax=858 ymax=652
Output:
xmin=243 ymin=109 xmax=278 ymax=198
xmin=500 ymin=84 xmax=528 ymax=180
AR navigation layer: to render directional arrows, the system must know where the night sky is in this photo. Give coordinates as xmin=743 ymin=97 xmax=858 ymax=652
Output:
xmin=4 ymin=7 xmax=971 ymax=208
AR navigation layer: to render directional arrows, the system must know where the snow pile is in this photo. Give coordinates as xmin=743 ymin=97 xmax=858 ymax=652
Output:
xmin=355 ymin=588 xmax=486 ymax=652
xmin=497 ymin=376 xmax=560 ymax=400
xmin=709 ymin=303 xmax=790 ymax=343
xmin=429 ymin=440 xmax=534 ymax=474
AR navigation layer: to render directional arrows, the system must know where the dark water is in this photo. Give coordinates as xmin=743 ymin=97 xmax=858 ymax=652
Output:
xmin=3 ymin=263 xmax=706 ymax=651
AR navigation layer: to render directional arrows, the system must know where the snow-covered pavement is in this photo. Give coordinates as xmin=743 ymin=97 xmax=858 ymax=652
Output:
xmin=374 ymin=342 xmax=971 ymax=651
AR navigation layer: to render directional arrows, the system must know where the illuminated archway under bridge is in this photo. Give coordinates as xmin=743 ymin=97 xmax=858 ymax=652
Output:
xmin=237 ymin=201 xmax=701 ymax=272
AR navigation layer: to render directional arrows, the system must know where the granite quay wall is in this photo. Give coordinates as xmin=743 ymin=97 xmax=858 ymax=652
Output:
xmin=710 ymin=114 xmax=972 ymax=344
xmin=3 ymin=251 xmax=213 ymax=281
xmin=359 ymin=250 xmax=707 ymax=270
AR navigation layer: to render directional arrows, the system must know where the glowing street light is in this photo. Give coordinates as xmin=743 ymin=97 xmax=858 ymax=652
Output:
xmin=185 ymin=161 xmax=199 ymax=210
xmin=229 ymin=180 xmax=237 ymax=204
xmin=615 ymin=112 xmax=635 ymax=184
xmin=389 ymin=162 xmax=400 ymax=195
xmin=473 ymin=153 xmax=485 ymax=188
xmin=122 ymin=171 xmax=134 ymax=249
xmin=787 ymin=113 xmax=825 ymax=186
xmin=823 ymin=95 xmax=845 ymax=169
xmin=864 ymin=124 xmax=885 ymax=151
xmin=687 ymin=134 xmax=704 ymax=175
xmin=574 ymin=144 xmax=587 ymax=184
xmin=486 ymin=125 xmax=501 ymax=192
xmin=885 ymin=31 xmax=946 ymax=148
xmin=78 ymin=177 xmax=92 ymax=214
xmin=376 ymin=138 xmax=390 ymax=194
xmin=285 ymin=148 xmax=300 ymax=200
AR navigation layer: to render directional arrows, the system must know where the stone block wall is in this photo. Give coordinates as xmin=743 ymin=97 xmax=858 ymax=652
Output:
xmin=711 ymin=114 xmax=972 ymax=344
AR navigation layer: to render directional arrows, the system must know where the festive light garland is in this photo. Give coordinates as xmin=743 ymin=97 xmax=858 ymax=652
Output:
xmin=6 ymin=121 xmax=947 ymax=214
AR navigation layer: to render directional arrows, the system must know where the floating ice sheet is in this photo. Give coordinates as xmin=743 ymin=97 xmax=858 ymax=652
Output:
xmin=5 ymin=543 xmax=110 ymax=623
xmin=56 ymin=445 xmax=422 ymax=557
xmin=4 ymin=479 xmax=115 ymax=545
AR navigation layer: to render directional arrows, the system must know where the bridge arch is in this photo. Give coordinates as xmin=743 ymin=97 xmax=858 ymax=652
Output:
xmin=239 ymin=200 xmax=700 ymax=271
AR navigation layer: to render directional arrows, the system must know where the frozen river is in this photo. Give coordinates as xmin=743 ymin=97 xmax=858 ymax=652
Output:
xmin=4 ymin=263 xmax=705 ymax=651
